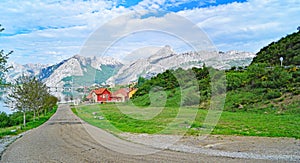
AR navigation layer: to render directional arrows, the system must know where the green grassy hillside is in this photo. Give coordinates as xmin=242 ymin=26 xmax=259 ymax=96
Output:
xmin=132 ymin=30 xmax=300 ymax=113
xmin=252 ymin=31 xmax=300 ymax=66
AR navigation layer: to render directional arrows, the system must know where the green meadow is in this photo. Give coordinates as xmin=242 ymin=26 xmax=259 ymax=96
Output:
xmin=0 ymin=107 xmax=57 ymax=138
xmin=73 ymin=103 xmax=300 ymax=138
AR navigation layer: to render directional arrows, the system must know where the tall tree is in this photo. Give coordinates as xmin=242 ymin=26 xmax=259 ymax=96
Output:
xmin=6 ymin=76 xmax=32 ymax=127
xmin=6 ymin=76 xmax=57 ymax=126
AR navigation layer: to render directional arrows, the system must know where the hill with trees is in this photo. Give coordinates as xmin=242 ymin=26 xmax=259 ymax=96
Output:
xmin=252 ymin=30 xmax=300 ymax=66
xmin=131 ymin=30 xmax=300 ymax=113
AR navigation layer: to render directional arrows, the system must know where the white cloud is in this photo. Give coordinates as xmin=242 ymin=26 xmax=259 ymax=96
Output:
xmin=0 ymin=0 xmax=130 ymax=64
xmin=177 ymin=0 xmax=300 ymax=52
xmin=0 ymin=0 xmax=299 ymax=64
xmin=80 ymin=12 xmax=216 ymax=62
xmin=133 ymin=0 xmax=166 ymax=11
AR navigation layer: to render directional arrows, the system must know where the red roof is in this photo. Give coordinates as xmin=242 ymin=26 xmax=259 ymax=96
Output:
xmin=93 ymin=88 xmax=109 ymax=95
xmin=86 ymin=88 xmax=111 ymax=99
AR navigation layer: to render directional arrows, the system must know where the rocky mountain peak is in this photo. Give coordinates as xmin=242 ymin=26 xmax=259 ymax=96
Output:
xmin=148 ymin=45 xmax=176 ymax=63
xmin=5 ymin=46 xmax=255 ymax=89
xmin=155 ymin=45 xmax=174 ymax=55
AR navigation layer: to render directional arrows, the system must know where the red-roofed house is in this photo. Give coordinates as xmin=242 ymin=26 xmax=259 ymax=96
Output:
xmin=87 ymin=88 xmax=112 ymax=103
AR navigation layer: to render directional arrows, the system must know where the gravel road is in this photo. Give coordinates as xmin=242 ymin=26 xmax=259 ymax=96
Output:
xmin=1 ymin=104 xmax=298 ymax=162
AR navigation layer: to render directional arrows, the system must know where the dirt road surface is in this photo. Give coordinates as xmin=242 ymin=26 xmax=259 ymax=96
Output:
xmin=1 ymin=104 xmax=298 ymax=162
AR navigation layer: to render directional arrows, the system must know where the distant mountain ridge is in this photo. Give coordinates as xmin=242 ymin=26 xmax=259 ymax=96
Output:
xmin=5 ymin=62 xmax=49 ymax=83
xmin=43 ymin=55 xmax=123 ymax=89
xmin=108 ymin=46 xmax=255 ymax=84
xmin=5 ymin=46 xmax=255 ymax=89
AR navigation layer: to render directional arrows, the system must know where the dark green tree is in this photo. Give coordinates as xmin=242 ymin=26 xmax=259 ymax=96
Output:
xmin=137 ymin=76 xmax=146 ymax=88
xmin=0 ymin=111 xmax=10 ymax=127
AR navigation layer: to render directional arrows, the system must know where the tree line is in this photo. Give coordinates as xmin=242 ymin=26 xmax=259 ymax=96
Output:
xmin=5 ymin=76 xmax=58 ymax=127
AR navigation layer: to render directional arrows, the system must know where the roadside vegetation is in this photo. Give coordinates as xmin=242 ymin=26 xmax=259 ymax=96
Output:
xmin=5 ymin=76 xmax=58 ymax=127
xmin=0 ymin=25 xmax=58 ymax=138
xmin=0 ymin=75 xmax=58 ymax=139
xmin=74 ymin=30 xmax=299 ymax=139
xmin=0 ymin=107 xmax=57 ymax=138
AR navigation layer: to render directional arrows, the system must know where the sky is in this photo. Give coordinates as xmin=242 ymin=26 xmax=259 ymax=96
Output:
xmin=0 ymin=0 xmax=299 ymax=65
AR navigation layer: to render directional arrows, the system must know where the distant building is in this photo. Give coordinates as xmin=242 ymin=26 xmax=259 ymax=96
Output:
xmin=86 ymin=87 xmax=138 ymax=103
xmin=86 ymin=88 xmax=112 ymax=103
xmin=112 ymin=88 xmax=129 ymax=102
xmin=129 ymin=88 xmax=138 ymax=98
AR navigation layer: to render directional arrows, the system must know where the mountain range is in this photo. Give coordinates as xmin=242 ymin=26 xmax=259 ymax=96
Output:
xmin=5 ymin=46 xmax=255 ymax=90
xmin=108 ymin=46 xmax=255 ymax=84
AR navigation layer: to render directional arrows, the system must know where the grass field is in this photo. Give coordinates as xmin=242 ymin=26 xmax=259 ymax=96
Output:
xmin=0 ymin=108 xmax=57 ymax=138
xmin=73 ymin=103 xmax=300 ymax=139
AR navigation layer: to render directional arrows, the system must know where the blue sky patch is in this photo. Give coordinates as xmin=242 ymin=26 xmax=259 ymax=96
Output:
xmin=116 ymin=0 xmax=142 ymax=8
xmin=166 ymin=0 xmax=248 ymax=12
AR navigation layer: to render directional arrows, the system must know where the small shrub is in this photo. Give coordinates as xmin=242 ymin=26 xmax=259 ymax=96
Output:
xmin=265 ymin=90 xmax=281 ymax=99
xmin=292 ymin=89 xmax=300 ymax=95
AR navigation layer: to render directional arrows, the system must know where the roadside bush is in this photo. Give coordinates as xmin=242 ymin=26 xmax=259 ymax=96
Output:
xmin=226 ymin=72 xmax=247 ymax=90
xmin=265 ymin=90 xmax=281 ymax=99
xmin=9 ymin=112 xmax=23 ymax=126
xmin=0 ymin=112 xmax=10 ymax=128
